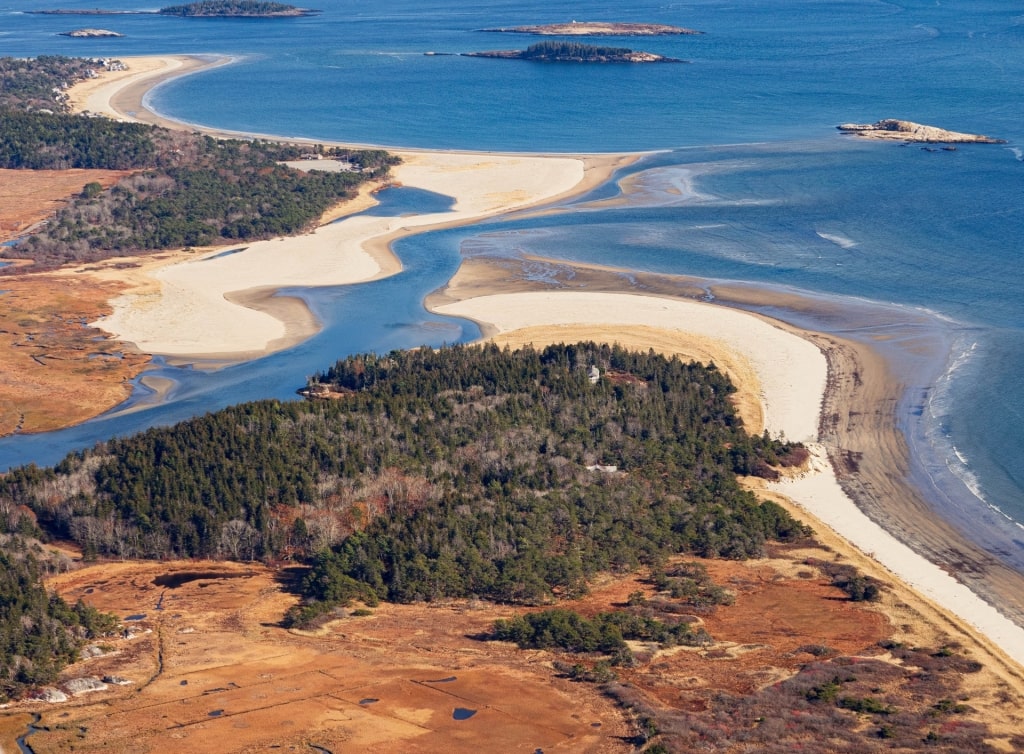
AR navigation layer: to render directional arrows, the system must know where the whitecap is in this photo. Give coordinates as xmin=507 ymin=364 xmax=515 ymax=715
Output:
xmin=816 ymin=231 xmax=858 ymax=249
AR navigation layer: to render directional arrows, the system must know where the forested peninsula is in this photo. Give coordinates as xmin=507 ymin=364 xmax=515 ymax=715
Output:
xmin=0 ymin=56 xmax=397 ymax=271
xmin=0 ymin=343 xmax=808 ymax=648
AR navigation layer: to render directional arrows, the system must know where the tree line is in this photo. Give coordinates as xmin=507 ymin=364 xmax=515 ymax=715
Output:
xmin=522 ymin=41 xmax=635 ymax=60
xmin=1 ymin=343 xmax=810 ymax=622
xmin=158 ymin=1 xmax=309 ymax=16
xmin=0 ymin=535 xmax=118 ymax=700
xmin=0 ymin=55 xmax=399 ymax=271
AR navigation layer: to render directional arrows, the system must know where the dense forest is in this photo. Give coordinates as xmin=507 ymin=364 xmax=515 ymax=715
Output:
xmin=1 ymin=343 xmax=809 ymax=625
xmin=21 ymin=138 xmax=395 ymax=260
xmin=0 ymin=56 xmax=398 ymax=270
xmin=522 ymin=41 xmax=635 ymax=60
xmin=158 ymin=1 xmax=316 ymax=16
xmin=0 ymin=535 xmax=117 ymax=700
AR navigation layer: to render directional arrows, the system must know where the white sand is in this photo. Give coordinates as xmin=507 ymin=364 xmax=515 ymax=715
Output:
xmin=68 ymin=56 xmax=196 ymax=118
xmin=92 ymin=153 xmax=585 ymax=358
xmin=75 ymin=56 xmax=591 ymax=358
xmin=771 ymin=448 xmax=1024 ymax=664
xmin=434 ymin=291 xmax=824 ymax=442
xmin=434 ymin=290 xmax=1024 ymax=666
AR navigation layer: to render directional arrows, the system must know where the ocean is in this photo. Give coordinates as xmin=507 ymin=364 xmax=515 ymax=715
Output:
xmin=2 ymin=1 xmax=1024 ymax=574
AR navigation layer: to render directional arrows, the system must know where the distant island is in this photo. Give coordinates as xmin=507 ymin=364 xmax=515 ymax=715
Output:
xmin=30 ymin=2 xmax=319 ymax=17
xmin=479 ymin=21 xmax=703 ymax=36
xmin=27 ymin=8 xmax=143 ymax=14
xmin=59 ymin=28 xmax=124 ymax=37
xmin=837 ymin=119 xmax=1005 ymax=144
xmin=465 ymin=41 xmax=685 ymax=64
xmin=158 ymin=1 xmax=319 ymax=17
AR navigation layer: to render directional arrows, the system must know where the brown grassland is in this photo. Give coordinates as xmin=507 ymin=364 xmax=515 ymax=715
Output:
xmin=0 ymin=535 xmax=1019 ymax=753
xmin=1 ymin=168 xmax=151 ymax=436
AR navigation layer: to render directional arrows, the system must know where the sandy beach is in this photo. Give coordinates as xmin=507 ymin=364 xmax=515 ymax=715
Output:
xmin=70 ymin=56 xmax=631 ymax=361
xmin=61 ymin=53 xmax=1024 ymax=683
xmin=429 ymin=260 xmax=1024 ymax=678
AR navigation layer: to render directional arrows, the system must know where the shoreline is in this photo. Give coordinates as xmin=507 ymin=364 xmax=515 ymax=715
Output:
xmin=68 ymin=55 xmax=636 ymax=362
xmin=426 ymin=256 xmax=1024 ymax=674
xmin=52 ymin=52 xmax=1024 ymax=675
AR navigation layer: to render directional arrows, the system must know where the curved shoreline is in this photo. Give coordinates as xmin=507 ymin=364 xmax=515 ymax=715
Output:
xmin=56 ymin=53 xmax=1024 ymax=675
xmin=426 ymin=258 xmax=1024 ymax=674
xmin=69 ymin=55 xmax=634 ymax=361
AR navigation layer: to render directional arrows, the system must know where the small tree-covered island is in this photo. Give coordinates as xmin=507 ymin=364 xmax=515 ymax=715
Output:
xmin=158 ymin=1 xmax=320 ymax=17
xmin=464 ymin=41 xmax=686 ymax=64
xmin=29 ymin=2 xmax=320 ymax=17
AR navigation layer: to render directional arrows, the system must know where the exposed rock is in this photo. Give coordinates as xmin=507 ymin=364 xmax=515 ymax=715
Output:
xmin=837 ymin=119 xmax=1004 ymax=143
xmin=31 ymin=687 xmax=69 ymax=703
xmin=59 ymin=28 xmax=124 ymax=37
xmin=63 ymin=677 xmax=108 ymax=695
xmin=479 ymin=22 xmax=703 ymax=36
xmin=102 ymin=675 xmax=134 ymax=686
xmin=298 ymin=383 xmax=354 ymax=400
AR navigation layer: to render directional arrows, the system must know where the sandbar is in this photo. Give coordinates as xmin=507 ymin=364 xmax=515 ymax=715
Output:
xmin=69 ymin=56 xmax=633 ymax=361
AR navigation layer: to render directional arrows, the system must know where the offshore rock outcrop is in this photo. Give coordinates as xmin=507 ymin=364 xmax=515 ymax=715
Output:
xmin=479 ymin=21 xmax=703 ymax=36
xmin=837 ymin=119 xmax=1004 ymax=143
xmin=60 ymin=28 xmax=124 ymax=37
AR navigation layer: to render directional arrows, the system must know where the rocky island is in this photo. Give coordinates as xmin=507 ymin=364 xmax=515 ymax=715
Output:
xmin=59 ymin=28 xmax=124 ymax=37
xmin=837 ymin=119 xmax=1005 ymax=143
xmin=479 ymin=21 xmax=703 ymax=36
xmin=465 ymin=41 xmax=685 ymax=64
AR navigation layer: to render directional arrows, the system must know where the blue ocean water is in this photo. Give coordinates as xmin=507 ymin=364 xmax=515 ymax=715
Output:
xmin=2 ymin=2 xmax=1023 ymax=573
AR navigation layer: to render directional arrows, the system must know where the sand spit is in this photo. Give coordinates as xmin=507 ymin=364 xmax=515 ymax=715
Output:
xmin=67 ymin=56 xmax=632 ymax=360
xmin=90 ymin=151 xmax=590 ymax=359
xmin=433 ymin=290 xmax=1024 ymax=669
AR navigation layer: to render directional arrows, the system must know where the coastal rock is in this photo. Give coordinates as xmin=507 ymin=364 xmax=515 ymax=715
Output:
xmin=837 ymin=119 xmax=1004 ymax=144
xmin=479 ymin=21 xmax=703 ymax=36
xmin=59 ymin=28 xmax=124 ymax=37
